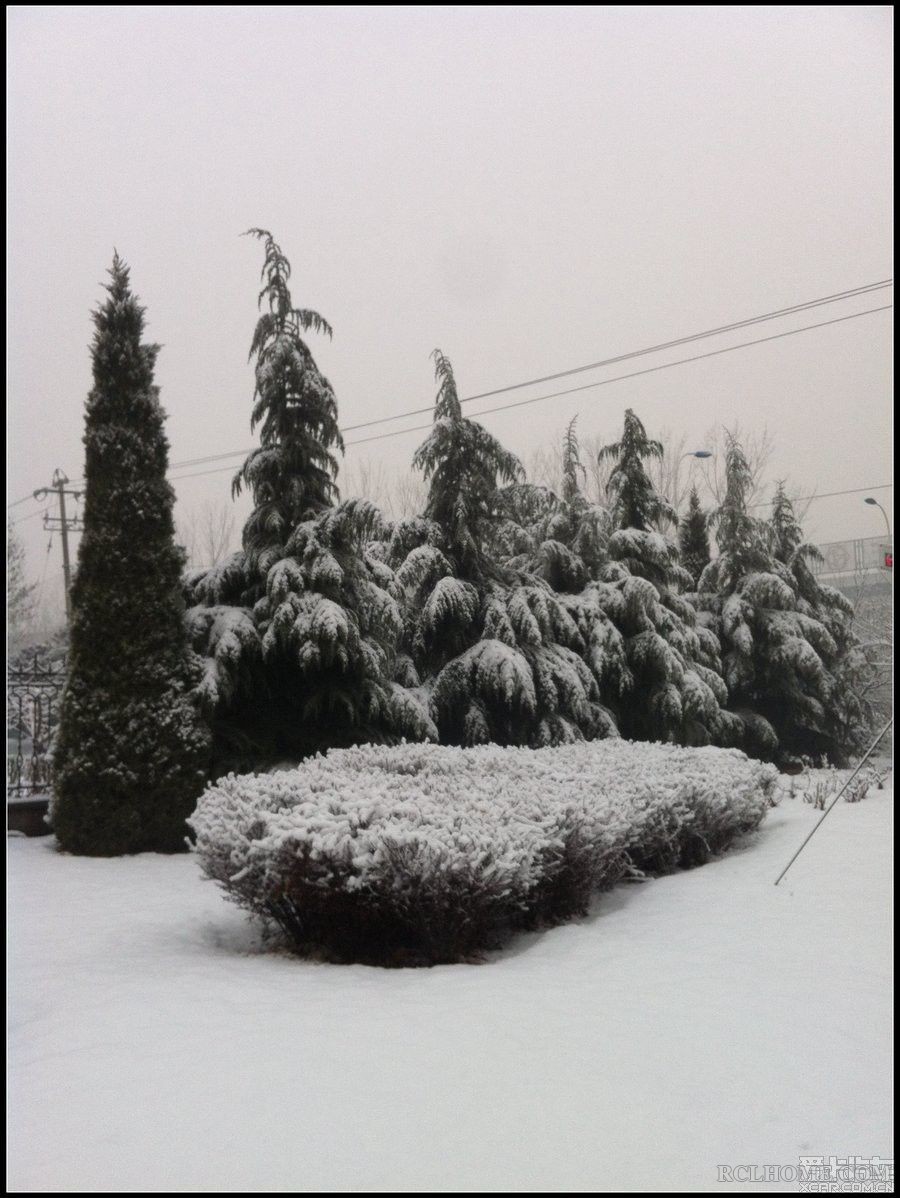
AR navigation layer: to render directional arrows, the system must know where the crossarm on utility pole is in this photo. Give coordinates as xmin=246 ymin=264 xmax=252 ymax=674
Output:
xmin=33 ymin=469 xmax=82 ymax=628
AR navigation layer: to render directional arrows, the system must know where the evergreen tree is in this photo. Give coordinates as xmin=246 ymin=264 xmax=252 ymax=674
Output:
xmin=599 ymin=408 xmax=677 ymax=533
xmin=52 ymin=255 xmax=210 ymax=855
xmin=187 ymin=233 xmax=430 ymax=766
xmin=412 ymin=350 xmax=522 ymax=581
xmin=389 ymin=359 xmax=616 ymax=747
xmin=233 ymin=228 xmax=343 ymax=589
xmin=767 ymin=482 xmax=872 ymax=759
xmin=678 ymin=485 xmax=710 ymax=588
xmin=494 ymin=417 xmax=610 ymax=591
xmin=583 ymin=412 xmax=736 ymax=746
xmin=698 ymin=441 xmax=858 ymax=762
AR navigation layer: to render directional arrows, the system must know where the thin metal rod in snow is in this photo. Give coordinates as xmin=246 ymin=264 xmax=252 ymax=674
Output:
xmin=774 ymin=718 xmax=894 ymax=887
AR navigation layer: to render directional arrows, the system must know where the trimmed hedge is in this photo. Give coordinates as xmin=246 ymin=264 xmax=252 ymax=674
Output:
xmin=189 ymin=740 xmax=777 ymax=965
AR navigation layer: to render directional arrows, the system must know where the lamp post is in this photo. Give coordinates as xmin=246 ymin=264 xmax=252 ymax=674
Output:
xmin=863 ymin=496 xmax=891 ymax=539
xmin=864 ymin=497 xmax=892 ymax=572
xmin=682 ymin=450 xmax=716 ymax=503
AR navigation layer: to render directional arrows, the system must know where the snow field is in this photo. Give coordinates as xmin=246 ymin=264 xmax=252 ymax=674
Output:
xmin=7 ymin=772 xmax=892 ymax=1192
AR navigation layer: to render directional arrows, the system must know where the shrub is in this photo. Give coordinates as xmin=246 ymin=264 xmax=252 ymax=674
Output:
xmin=190 ymin=741 xmax=777 ymax=965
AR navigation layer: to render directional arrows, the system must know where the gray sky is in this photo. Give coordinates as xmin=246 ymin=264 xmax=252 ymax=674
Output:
xmin=7 ymin=6 xmax=892 ymax=620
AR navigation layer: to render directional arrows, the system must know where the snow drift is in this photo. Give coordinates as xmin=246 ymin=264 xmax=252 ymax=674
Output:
xmin=189 ymin=740 xmax=778 ymax=964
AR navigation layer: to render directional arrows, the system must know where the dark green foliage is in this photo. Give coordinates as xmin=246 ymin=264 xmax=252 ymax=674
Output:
xmin=678 ymin=485 xmax=710 ymax=588
xmin=52 ymin=256 xmax=210 ymax=855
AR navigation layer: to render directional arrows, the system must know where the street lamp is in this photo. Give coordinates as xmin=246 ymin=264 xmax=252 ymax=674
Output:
xmin=682 ymin=450 xmax=716 ymax=503
xmin=863 ymin=497 xmax=891 ymax=539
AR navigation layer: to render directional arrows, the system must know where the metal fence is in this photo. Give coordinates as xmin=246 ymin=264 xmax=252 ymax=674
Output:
xmin=811 ymin=534 xmax=893 ymax=579
xmin=7 ymin=653 xmax=67 ymax=798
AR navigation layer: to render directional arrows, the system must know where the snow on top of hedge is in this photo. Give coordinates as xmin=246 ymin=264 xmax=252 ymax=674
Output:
xmin=190 ymin=740 xmax=777 ymax=915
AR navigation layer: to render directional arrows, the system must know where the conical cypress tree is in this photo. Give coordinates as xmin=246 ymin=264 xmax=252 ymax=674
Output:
xmin=679 ymin=485 xmax=711 ymax=587
xmin=52 ymin=255 xmax=210 ymax=855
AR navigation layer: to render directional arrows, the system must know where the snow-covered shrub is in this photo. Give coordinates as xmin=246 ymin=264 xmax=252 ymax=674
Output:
xmin=190 ymin=740 xmax=777 ymax=965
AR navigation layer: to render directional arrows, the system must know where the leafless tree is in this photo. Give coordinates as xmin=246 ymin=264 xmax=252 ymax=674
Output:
xmin=340 ymin=458 xmax=393 ymax=512
xmin=340 ymin=458 xmax=428 ymax=522
xmin=179 ymin=501 xmax=237 ymax=570
xmin=7 ymin=523 xmax=37 ymax=651
xmin=842 ymin=564 xmax=893 ymax=724
xmin=387 ymin=470 xmax=428 ymax=520
xmin=688 ymin=422 xmax=776 ymax=510
xmin=523 ymin=431 xmax=614 ymax=506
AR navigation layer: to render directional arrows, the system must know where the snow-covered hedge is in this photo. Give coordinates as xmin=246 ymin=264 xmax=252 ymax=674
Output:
xmin=190 ymin=741 xmax=777 ymax=965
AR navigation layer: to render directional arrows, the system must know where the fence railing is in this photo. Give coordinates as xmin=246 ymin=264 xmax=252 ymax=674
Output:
xmin=811 ymin=535 xmax=893 ymax=578
xmin=7 ymin=653 xmax=67 ymax=799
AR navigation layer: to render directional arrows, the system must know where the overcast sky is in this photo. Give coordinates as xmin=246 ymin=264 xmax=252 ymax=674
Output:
xmin=7 ymin=6 xmax=892 ymax=620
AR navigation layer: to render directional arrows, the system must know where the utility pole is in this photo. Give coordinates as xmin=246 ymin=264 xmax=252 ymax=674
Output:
xmin=33 ymin=469 xmax=84 ymax=627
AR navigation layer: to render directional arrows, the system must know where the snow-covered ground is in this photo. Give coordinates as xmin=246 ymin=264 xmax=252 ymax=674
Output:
xmin=8 ymin=776 xmax=892 ymax=1192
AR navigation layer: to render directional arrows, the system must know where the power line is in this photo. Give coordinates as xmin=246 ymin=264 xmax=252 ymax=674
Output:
xmin=751 ymin=484 xmax=892 ymax=508
xmin=341 ymin=278 xmax=894 ymax=430
xmin=17 ymin=281 xmax=893 ymax=498
xmin=145 ymin=276 xmax=896 ymax=476
xmin=7 ymin=493 xmax=37 ymax=511
xmin=163 ymin=301 xmax=891 ymax=483
xmin=8 ymin=507 xmax=48 ymax=527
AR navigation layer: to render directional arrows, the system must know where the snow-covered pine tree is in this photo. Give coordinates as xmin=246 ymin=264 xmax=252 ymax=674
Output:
xmin=186 ymin=232 xmax=430 ymax=767
xmin=412 ymin=350 xmax=523 ymax=580
xmin=678 ymin=485 xmax=711 ymax=588
xmin=233 ymin=228 xmax=343 ymax=590
xmin=698 ymin=442 xmax=857 ymax=762
xmin=590 ymin=410 xmax=738 ymax=747
xmin=502 ymin=418 xmax=612 ymax=588
xmin=52 ymin=255 xmax=210 ymax=855
xmin=487 ymin=418 xmax=632 ymax=722
xmin=767 ymin=481 xmax=872 ymax=760
xmin=600 ymin=409 xmax=677 ymax=533
xmin=390 ymin=360 xmax=616 ymax=746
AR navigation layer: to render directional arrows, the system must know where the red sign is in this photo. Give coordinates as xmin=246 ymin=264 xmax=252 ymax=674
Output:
xmin=885 ymin=552 xmax=893 ymax=570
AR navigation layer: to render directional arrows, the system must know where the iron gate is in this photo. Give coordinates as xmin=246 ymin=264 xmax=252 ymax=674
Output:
xmin=7 ymin=653 xmax=67 ymax=798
